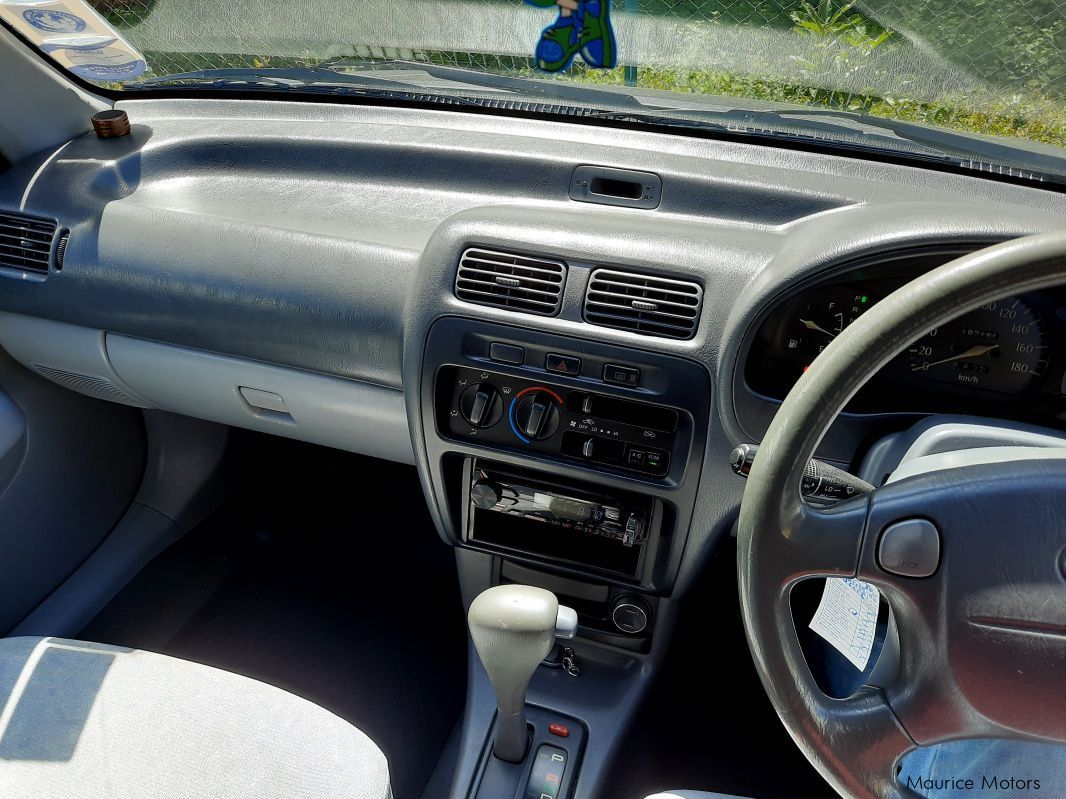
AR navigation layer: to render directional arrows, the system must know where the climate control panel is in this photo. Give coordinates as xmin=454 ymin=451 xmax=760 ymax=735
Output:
xmin=437 ymin=365 xmax=680 ymax=477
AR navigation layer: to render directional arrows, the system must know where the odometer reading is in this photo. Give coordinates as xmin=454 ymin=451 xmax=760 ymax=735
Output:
xmin=908 ymin=298 xmax=1046 ymax=394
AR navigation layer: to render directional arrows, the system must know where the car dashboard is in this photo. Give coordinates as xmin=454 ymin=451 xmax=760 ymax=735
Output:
xmin=1 ymin=97 xmax=1066 ymax=637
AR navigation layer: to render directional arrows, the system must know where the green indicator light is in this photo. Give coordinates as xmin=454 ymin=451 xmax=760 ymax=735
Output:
xmin=861 ymin=295 xmax=869 ymax=304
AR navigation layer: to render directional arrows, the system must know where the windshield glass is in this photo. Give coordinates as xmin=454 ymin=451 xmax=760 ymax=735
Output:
xmin=4 ymin=0 xmax=1065 ymax=179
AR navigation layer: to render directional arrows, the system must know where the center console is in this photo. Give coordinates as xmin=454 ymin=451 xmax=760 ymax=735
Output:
xmin=421 ymin=317 xmax=710 ymax=648
xmin=421 ymin=316 xmax=711 ymax=799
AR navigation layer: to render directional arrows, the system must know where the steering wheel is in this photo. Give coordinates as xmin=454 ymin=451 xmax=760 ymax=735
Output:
xmin=737 ymin=231 xmax=1066 ymax=799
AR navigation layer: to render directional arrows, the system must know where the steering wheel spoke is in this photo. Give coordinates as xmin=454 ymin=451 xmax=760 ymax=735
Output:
xmin=809 ymin=690 xmax=920 ymax=799
xmin=784 ymin=497 xmax=872 ymax=583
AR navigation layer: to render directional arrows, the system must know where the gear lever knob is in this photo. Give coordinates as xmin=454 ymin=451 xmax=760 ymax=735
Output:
xmin=468 ymin=585 xmax=578 ymax=763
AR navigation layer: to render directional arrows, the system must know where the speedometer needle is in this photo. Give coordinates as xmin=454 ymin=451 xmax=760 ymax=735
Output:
xmin=799 ymin=319 xmax=837 ymax=338
xmin=912 ymin=344 xmax=999 ymax=371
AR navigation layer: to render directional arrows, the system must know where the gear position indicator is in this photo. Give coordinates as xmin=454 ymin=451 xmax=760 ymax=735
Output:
xmin=523 ymin=744 xmax=568 ymax=799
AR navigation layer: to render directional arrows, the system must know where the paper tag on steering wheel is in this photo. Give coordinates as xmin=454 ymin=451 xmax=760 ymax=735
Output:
xmin=809 ymin=578 xmax=880 ymax=671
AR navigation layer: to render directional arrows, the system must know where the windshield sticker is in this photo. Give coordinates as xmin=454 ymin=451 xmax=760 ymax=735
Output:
xmin=40 ymin=34 xmax=115 ymax=52
xmin=526 ymin=0 xmax=617 ymax=73
xmin=66 ymin=45 xmax=146 ymax=80
xmin=22 ymin=7 xmax=83 ymax=32
xmin=0 ymin=0 xmax=145 ymax=81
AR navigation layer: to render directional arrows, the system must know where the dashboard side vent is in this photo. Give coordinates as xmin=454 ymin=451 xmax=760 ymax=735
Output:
xmin=0 ymin=211 xmax=57 ymax=275
xmin=54 ymin=231 xmax=69 ymax=271
xmin=584 ymin=269 xmax=703 ymax=339
xmin=455 ymin=248 xmax=566 ymax=316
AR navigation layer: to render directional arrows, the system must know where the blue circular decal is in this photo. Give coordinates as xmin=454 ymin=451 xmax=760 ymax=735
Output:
xmin=67 ymin=46 xmax=146 ymax=81
xmin=23 ymin=9 xmax=86 ymax=33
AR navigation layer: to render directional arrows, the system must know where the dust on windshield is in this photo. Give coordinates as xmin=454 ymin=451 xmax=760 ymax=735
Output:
xmin=4 ymin=0 xmax=1065 ymax=150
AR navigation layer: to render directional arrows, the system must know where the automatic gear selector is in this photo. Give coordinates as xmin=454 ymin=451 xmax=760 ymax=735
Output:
xmin=467 ymin=585 xmax=577 ymax=762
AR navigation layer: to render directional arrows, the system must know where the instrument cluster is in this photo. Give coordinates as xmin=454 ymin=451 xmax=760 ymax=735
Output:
xmin=745 ymin=253 xmax=1066 ymax=421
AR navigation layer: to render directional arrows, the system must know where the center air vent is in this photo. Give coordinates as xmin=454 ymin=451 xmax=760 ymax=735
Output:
xmin=584 ymin=269 xmax=702 ymax=339
xmin=0 ymin=211 xmax=57 ymax=275
xmin=455 ymin=248 xmax=566 ymax=316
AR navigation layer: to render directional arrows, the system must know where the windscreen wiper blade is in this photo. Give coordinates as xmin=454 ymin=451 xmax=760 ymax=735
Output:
xmin=770 ymin=108 xmax=1066 ymax=182
xmin=127 ymin=67 xmax=620 ymax=116
xmin=128 ymin=61 xmax=651 ymax=111
xmin=595 ymin=106 xmax=1063 ymax=184
xmin=589 ymin=109 xmax=927 ymax=152
xmin=318 ymin=59 xmax=652 ymax=109
xmin=128 ymin=66 xmax=451 ymax=92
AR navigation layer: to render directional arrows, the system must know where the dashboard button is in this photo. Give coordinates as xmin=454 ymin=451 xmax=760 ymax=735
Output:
xmin=603 ymin=363 xmax=640 ymax=387
xmin=627 ymin=448 xmax=645 ymax=466
xmin=489 ymin=342 xmax=524 ymax=365
xmin=546 ymin=353 xmax=581 ymax=376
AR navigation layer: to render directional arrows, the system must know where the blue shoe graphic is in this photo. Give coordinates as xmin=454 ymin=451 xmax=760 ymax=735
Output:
xmin=535 ymin=12 xmax=583 ymax=72
xmin=579 ymin=0 xmax=617 ymax=69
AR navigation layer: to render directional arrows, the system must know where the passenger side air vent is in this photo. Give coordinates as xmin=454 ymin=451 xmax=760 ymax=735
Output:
xmin=584 ymin=269 xmax=703 ymax=339
xmin=0 ymin=211 xmax=57 ymax=275
xmin=455 ymin=248 xmax=566 ymax=316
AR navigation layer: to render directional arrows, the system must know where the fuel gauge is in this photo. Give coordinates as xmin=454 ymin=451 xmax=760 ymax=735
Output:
xmin=785 ymin=288 xmax=875 ymax=361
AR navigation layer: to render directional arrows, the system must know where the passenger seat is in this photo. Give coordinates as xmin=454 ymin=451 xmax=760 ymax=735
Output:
xmin=646 ymin=792 xmax=755 ymax=798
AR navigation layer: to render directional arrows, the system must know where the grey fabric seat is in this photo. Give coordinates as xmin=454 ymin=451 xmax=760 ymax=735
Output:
xmin=0 ymin=637 xmax=391 ymax=799
xmin=645 ymin=792 xmax=756 ymax=798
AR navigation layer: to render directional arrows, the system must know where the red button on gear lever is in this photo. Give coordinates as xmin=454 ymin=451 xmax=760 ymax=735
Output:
xmin=548 ymin=723 xmax=570 ymax=738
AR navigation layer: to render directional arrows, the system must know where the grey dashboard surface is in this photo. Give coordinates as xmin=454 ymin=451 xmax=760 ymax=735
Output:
xmin=2 ymin=97 xmax=1066 ymax=589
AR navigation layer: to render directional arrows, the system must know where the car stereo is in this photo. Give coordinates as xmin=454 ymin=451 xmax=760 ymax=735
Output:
xmin=464 ymin=460 xmax=660 ymax=579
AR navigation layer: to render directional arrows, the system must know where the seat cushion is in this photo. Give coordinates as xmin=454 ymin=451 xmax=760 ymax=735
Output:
xmin=0 ymin=637 xmax=391 ymax=799
xmin=645 ymin=793 xmax=756 ymax=799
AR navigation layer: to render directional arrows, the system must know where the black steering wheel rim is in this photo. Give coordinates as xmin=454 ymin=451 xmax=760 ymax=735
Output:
xmin=737 ymin=231 xmax=1066 ymax=799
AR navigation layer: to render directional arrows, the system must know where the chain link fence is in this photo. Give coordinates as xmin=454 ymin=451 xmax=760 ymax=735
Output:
xmin=83 ymin=0 xmax=1066 ymax=141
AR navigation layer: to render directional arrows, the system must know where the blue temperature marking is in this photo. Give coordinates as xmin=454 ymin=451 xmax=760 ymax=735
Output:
xmin=508 ymin=397 xmax=530 ymax=443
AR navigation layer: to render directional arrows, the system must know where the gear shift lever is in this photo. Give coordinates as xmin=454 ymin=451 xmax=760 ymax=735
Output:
xmin=468 ymin=585 xmax=578 ymax=763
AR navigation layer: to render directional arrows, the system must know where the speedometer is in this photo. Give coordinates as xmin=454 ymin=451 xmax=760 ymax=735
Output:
xmin=907 ymin=298 xmax=1047 ymax=395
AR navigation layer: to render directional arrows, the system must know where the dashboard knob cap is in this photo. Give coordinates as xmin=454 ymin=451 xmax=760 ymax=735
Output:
xmin=512 ymin=391 xmax=562 ymax=441
xmin=470 ymin=479 xmax=502 ymax=510
xmin=460 ymin=383 xmax=503 ymax=428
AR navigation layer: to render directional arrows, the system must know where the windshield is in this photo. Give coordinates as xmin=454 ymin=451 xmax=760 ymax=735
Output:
xmin=4 ymin=0 xmax=1065 ymax=181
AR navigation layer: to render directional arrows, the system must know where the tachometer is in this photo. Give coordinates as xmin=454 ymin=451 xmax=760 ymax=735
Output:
xmin=907 ymin=298 xmax=1046 ymax=394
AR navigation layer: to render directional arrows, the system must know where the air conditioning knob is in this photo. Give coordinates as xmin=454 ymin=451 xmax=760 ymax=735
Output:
xmin=512 ymin=390 xmax=561 ymax=441
xmin=460 ymin=383 xmax=503 ymax=428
